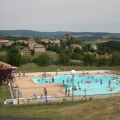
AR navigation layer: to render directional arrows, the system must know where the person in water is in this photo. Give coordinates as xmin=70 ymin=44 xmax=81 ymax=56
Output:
xmin=63 ymin=80 xmax=65 ymax=85
xmin=52 ymin=77 xmax=55 ymax=83
xmin=78 ymin=85 xmax=81 ymax=90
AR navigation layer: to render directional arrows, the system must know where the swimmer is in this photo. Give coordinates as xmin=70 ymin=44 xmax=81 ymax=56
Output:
xmin=78 ymin=85 xmax=81 ymax=90
xmin=100 ymin=79 xmax=102 ymax=85
xmin=63 ymin=80 xmax=65 ymax=85
xmin=67 ymin=79 xmax=69 ymax=83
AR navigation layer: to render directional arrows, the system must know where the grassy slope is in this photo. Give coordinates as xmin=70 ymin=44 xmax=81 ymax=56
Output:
xmin=18 ymin=64 xmax=120 ymax=72
xmin=0 ymin=86 xmax=11 ymax=102
xmin=0 ymin=97 xmax=120 ymax=120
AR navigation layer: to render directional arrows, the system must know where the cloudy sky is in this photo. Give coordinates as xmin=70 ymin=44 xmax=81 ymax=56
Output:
xmin=0 ymin=0 xmax=120 ymax=32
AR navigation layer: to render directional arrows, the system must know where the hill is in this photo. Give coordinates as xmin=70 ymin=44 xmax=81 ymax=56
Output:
xmin=0 ymin=30 xmax=120 ymax=40
xmin=0 ymin=96 xmax=120 ymax=120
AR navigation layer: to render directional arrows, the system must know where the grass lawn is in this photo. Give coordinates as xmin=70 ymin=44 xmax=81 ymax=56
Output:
xmin=0 ymin=96 xmax=120 ymax=120
xmin=18 ymin=63 xmax=120 ymax=72
xmin=0 ymin=85 xmax=11 ymax=103
xmin=21 ymin=48 xmax=58 ymax=61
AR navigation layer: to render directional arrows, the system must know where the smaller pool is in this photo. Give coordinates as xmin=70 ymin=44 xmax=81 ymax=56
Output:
xmin=32 ymin=74 xmax=120 ymax=96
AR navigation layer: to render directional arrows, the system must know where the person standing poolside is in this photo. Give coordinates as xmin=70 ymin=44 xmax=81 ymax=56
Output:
xmin=43 ymin=87 xmax=48 ymax=103
xmin=65 ymin=87 xmax=68 ymax=96
xmin=44 ymin=87 xmax=47 ymax=96
xmin=67 ymin=89 xmax=70 ymax=97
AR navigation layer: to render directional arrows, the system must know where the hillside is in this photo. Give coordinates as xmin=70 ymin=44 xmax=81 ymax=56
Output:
xmin=0 ymin=30 xmax=120 ymax=40
xmin=0 ymin=96 xmax=120 ymax=120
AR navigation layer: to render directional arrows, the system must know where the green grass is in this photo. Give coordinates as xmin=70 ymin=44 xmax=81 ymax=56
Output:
xmin=83 ymin=40 xmax=105 ymax=45
xmin=18 ymin=64 xmax=120 ymax=72
xmin=21 ymin=48 xmax=58 ymax=61
xmin=0 ymin=85 xmax=11 ymax=103
xmin=0 ymin=96 xmax=120 ymax=120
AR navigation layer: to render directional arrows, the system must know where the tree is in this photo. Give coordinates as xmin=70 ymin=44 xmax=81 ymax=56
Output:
xmin=31 ymin=50 xmax=35 ymax=56
xmin=110 ymin=53 xmax=120 ymax=66
xmin=96 ymin=58 xmax=108 ymax=67
xmin=83 ymin=53 xmax=96 ymax=66
xmin=0 ymin=69 xmax=13 ymax=86
xmin=7 ymin=46 xmax=22 ymax=66
xmin=58 ymin=52 xmax=70 ymax=66
xmin=0 ymin=62 xmax=14 ymax=86
xmin=35 ymin=53 xmax=51 ymax=66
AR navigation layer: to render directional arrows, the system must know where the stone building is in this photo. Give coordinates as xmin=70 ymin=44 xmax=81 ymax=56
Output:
xmin=27 ymin=38 xmax=36 ymax=50
xmin=91 ymin=44 xmax=97 ymax=50
xmin=34 ymin=44 xmax=46 ymax=53
xmin=66 ymin=33 xmax=72 ymax=40
xmin=0 ymin=39 xmax=12 ymax=46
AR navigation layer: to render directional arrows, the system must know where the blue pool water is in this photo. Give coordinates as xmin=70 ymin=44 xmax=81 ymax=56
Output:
xmin=32 ymin=75 xmax=120 ymax=96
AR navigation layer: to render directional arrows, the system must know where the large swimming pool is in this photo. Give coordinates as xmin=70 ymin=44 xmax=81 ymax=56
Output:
xmin=32 ymin=75 xmax=120 ymax=96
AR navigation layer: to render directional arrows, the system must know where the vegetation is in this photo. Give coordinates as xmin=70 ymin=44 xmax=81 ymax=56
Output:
xmin=35 ymin=53 xmax=52 ymax=66
xmin=0 ymin=86 xmax=11 ymax=102
xmin=0 ymin=35 xmax=120 ymax=68
xmin=17 ymin=64 xmax=120 ymax=72
xmin=7 ymin=46 xmax=22 ymax=66
xmin=0 ymin=96 xmax=120 ymax=120
xmin=0 ymin=68 xmax=13 ymax=86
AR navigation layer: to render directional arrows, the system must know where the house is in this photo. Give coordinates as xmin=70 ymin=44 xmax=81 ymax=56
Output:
xmin=71 ymin=44 xmax=82 ymax=50
xmin=41 ymin=39 xmax=49 ymax=44
xmin=0 ymin=39 xmax=12 ymax=46
xmin=66 ymin=33 xmax=72 ymax=40
xmin=27 ymin=38 xmax=36 ymax=50
xmin=34 ymin=44 xmax=46 ymax=53
xmin=52 ymin=39 xmax=60 ymax=45
xmin=91 ymin=44 xmax=97 ymax=50
xmin=17 ymin=40 xmax=27 ymax=44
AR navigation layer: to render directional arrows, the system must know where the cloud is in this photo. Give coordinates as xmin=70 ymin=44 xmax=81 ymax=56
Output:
xmin=0 ymin=0 xmax=120 ymax=32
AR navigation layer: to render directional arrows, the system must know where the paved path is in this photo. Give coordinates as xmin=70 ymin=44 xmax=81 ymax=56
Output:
xmin=0 ymin=116 xmax=51 ymax=120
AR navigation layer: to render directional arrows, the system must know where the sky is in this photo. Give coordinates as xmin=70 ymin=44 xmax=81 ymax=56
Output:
xmin=0 ymin=0 xmax=120 ymax=32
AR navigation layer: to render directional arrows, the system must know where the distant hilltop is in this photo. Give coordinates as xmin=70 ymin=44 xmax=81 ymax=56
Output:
xmin=0 ymin=30 xmax=120 ymax=40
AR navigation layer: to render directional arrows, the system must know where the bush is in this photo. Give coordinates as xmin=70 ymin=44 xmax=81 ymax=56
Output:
xmin=35 ymin=53 xmax=52 ymax=66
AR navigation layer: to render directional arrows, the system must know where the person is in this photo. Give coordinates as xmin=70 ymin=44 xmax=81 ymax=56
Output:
xmin=67 ymin=79 xmax=69 ymax=83
xmin=89 ymin=97 xmax=92 ymax=101
xmin=67 ymin=89 xmax=70 ymax=97
xmin=52 ymin=77 xmax=55 ymax=83
xmin=100 ymin=79 xmax=102 ymax=85
xmin=78 ymin=85 xmax=81 ymax=90
xmin=74 ymin=85 xmax=77 ymax=90
xmin=44 ymin=87 xmax=47 ymax=97
xmin=65 ymin=87 xmax=67 ymax=96
xmin=63 ymin=80 xmax=65 ymax=85
xmin=109 ymin=80 xmax=111 ymax=85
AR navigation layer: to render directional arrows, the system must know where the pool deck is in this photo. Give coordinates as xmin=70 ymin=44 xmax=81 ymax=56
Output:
xmin=11 ymin=70 xmax=120 ymax=104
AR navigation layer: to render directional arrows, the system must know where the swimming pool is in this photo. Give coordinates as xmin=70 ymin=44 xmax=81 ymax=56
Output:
xmin=32 ymin=74 xmax=120 ymax=96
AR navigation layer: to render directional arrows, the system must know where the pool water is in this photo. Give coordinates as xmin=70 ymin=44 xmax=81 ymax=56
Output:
xmin=32 ymin=75 xmax=120 ymax=96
